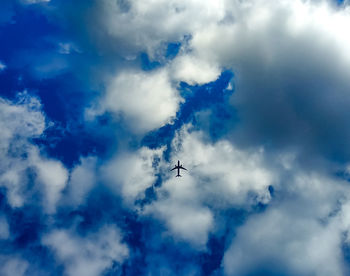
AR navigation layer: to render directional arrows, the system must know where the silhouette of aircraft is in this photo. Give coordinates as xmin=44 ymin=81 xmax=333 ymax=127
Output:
xmin=170 ymin=160 xmax=187 ymax=177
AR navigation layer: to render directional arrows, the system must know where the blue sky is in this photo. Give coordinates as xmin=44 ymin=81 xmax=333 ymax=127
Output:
xmin=1 ymin=0 xmax=350 ymax=275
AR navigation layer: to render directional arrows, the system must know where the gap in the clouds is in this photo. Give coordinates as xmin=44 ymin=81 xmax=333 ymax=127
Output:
xmin=0 ymin=3 xmax=60 ymax=98
xmin=166 ymin=42 xmax=181 ymax=59
xmin=140 ymin=53 xmax=161 ymax=71
xmin=32 ymin=73 xmax=109 ymax=168
xmin=54 ymin=186 xmax=125 ymax=233
xmin=199 ymin=234 xmax=226 ymax=275
xmin=142 ymin=70 xmax=235 ymax=162
xmin=34 ymin=120 xmax=111 ymax=168
xmin=334 ymin=167 xmax=350 ymax=184
xmin=0 ymin=68 xmax=26 ymax=99
xmin=135 ymin=184 xmax=158 ymax=209
xmin=140 ymin=42 xmax=181 ymax=71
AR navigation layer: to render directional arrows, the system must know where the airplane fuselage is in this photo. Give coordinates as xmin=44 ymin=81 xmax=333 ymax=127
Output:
xmin=176 ymin=160 xmax=181 ymax=177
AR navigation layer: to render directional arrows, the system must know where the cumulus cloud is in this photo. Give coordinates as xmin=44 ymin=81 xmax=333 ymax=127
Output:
xmin=43 ymin=226 xmax=129 ymax=276
xmin=224 ymin=169 xmax=350 ymax=276
xmin=30 ymin=147 xmax=69 ymax=213
xmin=0 ymin=94 xmax=68 ymax=212
xmin=170 ymin=54 xmax=221 ymax=85
xmin=224 ymin=207 xmax=346 ymax=276
xmin=103 ymin=146 xmax=164 ymax=204
xmin=146 ymin=178 xmax=214 ymax=248
xmin=66 ymin=156 xmax=97 ymax=207
xmin=97 ymin=69 xmax=182 ymax=133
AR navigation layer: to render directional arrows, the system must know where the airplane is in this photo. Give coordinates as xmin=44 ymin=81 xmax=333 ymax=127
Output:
xmin=170 ymin=160 xmax=187 ymax=177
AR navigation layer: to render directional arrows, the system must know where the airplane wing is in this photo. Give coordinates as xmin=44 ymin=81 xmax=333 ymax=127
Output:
xmin=179 ymin=165 xmax=187 ymax=170
xmin=170 ymin=166 xmax=177 ymax=171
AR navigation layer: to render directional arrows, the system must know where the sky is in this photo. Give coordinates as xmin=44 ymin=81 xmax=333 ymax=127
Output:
xmin=1 ymin=0 xmax=350 ymax=275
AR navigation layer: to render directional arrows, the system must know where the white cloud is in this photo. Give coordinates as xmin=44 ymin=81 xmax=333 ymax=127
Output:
xmin=0 ymin=159 xmax=30 ymax=208
xmin=103 ymin=146 xmax=164 ymax=204
xmin=0 ymin=94 xmax=68 ymax=212
xmin=224 ymin=207 xmax=346 ymax=276
xmin=43 ymin=226 xmax=129 ymax=276
xmin=67 ymin=156 xmax=97 ymax=207
xmin=145 ymin=176 xmax=214 ymax=248
xmin=0 ymin=145 xmax=68 ymax=213
xmin=30 ymin=147 xmax=69 ymax=214
xmin=223 ymin=167 xmax=350 ymax=276
xmin=0 ymin=94 xmax=46 ymax=208
xmin=189 ymin=0 xmax=350 ymax=67
xmin=0 ymin=93 xmax=45 ymax=154
xmin=170 ymin=54 xmax=221 ymax=85
xmin=95 ymin=0 xmax=226 ymax=57
xmin=100 ymin=68 xmax=182 ymax=133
